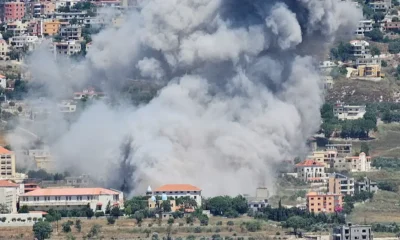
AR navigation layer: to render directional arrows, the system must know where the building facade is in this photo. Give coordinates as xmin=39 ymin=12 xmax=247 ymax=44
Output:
xmin=51 ymin=40 xmax=81 ymax=57
xmin=306 ymin=192 xmax=343 ymax=214
xmin=328 ymin=173 xmax=355 ymax=196
xmin=0 ymin=74 xmax=6 ymax=89
xmin=369 ymin=0 xmax=391 ymax=12
xmin=333 ymin=102 xmax=366 ymax=120
xmin=295 ymin=160 xmax=326 ymax=182
xmin=357 ymin=65 xmax=381 ymax=78
xmin=4 ymin=1 xmax=25 ymax=22
xmin=59 ymin=24 xmax=82 ymax=40
xmin=0 ymin=147 xmax=16 ymax=179
xmin=0 ymin=40 xmax=10 ymax=60
xmin=350 ymin=40 xmax=370 ymax=58
xmin=355 ymin=177 xmax=379 ymax=193
xmin=20 ymin=188 xmax=123 ymax=212
xmin=310 ymin=149 xmax=338 ymax=168
xmin=333 ymin=223 xmax=373 ymax=240
xmin=43 ymin=20 xmax=63 ymax=36
xmin=0 ymin=180 xmax=23 ymax=213
xmin=151 ymin=184 xmax=202 ymax=207
xmin=355 ymin=20 xmax=373 ymax=37
xmin=246 ymin=187 xmax=269 ymax=212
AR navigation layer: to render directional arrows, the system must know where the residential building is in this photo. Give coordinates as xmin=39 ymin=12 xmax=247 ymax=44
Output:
xmin=43 ymin=2 xmax=56 ymax=15
xmin=0 ymin=74 xmax=6 ymax=89
xmin=51 ymin=40 xmax=81 ymax=57
xmin=40 ymin=175 xmax=94 ymax=188
xmin=4 ymin=1 xmax=25 ymax=22
xmin=333 ymin=102 xmax=366 ymax=120
xmin=6 ymin=21 xmax=28 ymax=36
xmin=19 ymin=187 xmax=124 ymax=211
xmin=59 ymin=24 xmax=82 ymax=40
xmin=325 ymin=143 xmax=353 ymax=156
xmin=23 ymin=182 xmax=40 ymax=193
xmin=54 ymin=0 xmax=80 ymax=9
xmin=355 ymin=177 xmax=379 ymax=193
xmin=295 ymin=160 xmax=326 ymax=183
xmin=0 ymin=180 xmax=23 ymax=213
xmin=309 ymin=149 xmax=338 ymax=168
xmin=357 ymin=64 xmax=381 ymax=78
xmin=32 ymin=3 xmax=45 ymax=18
xmin=328 ymin=173 xmax=355 ymax=196
xmin=58 ymin=101 xmax=77 ymax=113
xmin=43 ymin=20 xmax=63 ymax=36
xmin=306 ymin=192 xmax=343 ymax=214
xmin=28 ymin=146 xmax=55 ymax=173
xmin=369 ymin=0 xmax=392 ymax=12
xmin=350 ymin=40 xmax=370 ymax=58
xmin=245 ymin=187 xmax=269 ymax=212
xmin=333 ymin=223 xmax=373 ymax=240
xmin=334 ymin=152 xmax=372 ymax=172
xmin=9 ymin=35 xmax=41 ymax=51
xmin=384 ymin=21 xmax=400 ymax=31
xmin=150 ymin=184 xmax=202 ymax=207
xmin=50 ymin=12 xmax=89 ymax=24
xmin=356 ymin=57 xmax=381 ymax=66
xmin=0 ymin=40 xmax=10 ymax=60
xmin=355 ymin=20 xmax=373 ymax=37
xmin=0 ymin=147 xmax=16 ymax=179
xmin=73 ymin=88 xmax=105 ymax=100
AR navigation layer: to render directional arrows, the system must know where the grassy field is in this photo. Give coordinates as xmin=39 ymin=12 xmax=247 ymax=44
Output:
xmin=0 ymin=217 xmax=284 ymax=240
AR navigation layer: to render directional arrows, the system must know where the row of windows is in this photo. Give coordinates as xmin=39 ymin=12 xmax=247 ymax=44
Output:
xmin=22 ymin=195 xmax=96 ymax=201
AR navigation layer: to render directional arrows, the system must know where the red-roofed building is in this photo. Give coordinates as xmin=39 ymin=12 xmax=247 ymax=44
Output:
xmin=296 ymin=160 xmax=326 ymax=182
xmin=20 ymin=187 xmax=123 ymax=212
xmin=148 ymin=184 xmax=202 ymax=207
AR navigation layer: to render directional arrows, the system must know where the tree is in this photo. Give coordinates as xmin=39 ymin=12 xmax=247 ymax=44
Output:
xmin=33 ymin=221 xmax=53 ymax=240
xmin=373 ymin=12 xmax=385 ymax=23
xmin=18 ymin=205 xmax=29 ymax=213
xmin=162 ymin=200 xmax=172 ymax=212
xmin=107 ymin=216 xmax=116 ymax=225
xmin=168 ymin=218 xmax=174 ymax=224
xmin=105 ymin=201 xmax=111 ymax=214
xmin=388 ymin=41 xmax=400 ymax=54
xmin=0 ymin=203 xmax=9 ymax=214
xmin=133 ymin=210 xmax=144 ymax=224
xmin=75 ymin=219 xmax=81 ymax=232
xmin=382 ymin=60 xmax=388 ymax=67
xmin=207 ymin=196 xmax=232 ymax=216
xmin=95 ymin=211 xmax=105 ymax=218
xmin=370 ymin=46 xmax=381 ymax=57
xmin=330 ymin=42 xmax=354 ymax=61
xmin=62 ymin=221 xmax=72 ymax=233
xmin=285 ymin=216 xmax=305 ymax=234
xmin=87 ymin=224 xmax=101 ymax=238
xmin=85 ymin=207 xmax=94 ymax=218
xmin=365 ymin=29 xmax=384 ymax=42
xmin=110 ymin=206 xmax=121 ymax=218
xmin=232 ymin=195 xmax=248 ymax=214
xmin=245 ymin=221 xmax=261 ymax=232
xmin=360 ymin=142 xmax=370 ymax=155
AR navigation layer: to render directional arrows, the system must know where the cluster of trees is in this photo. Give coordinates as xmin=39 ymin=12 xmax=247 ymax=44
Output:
xmin=372 ymin=157 xmax=400 ymax=170
xmin=27 ymin=169 xmax=70 ymax=181
xmin=203 ymin=195 xmax=248 ymax=218
xmin=330 ymin=42 xmax=354 ymax=62
xmin=342 ymin=192 xmax=374 ymax=214
xmin=372 ymin=223 xmax=400 ymax=233
xmin=377 ymin=181 xmax=398 ymax=192
xmin=320 ymin=104 xmax=377 ymax=139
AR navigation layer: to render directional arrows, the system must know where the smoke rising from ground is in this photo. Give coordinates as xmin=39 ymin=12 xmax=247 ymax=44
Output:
xmin=10 ymin=0 xmax=361 ymax=196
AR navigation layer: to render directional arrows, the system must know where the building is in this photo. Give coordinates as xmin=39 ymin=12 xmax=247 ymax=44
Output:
xmin=309 ymin=149 xmax=338 ymax=168
xmin=356 ymin=57 xmax=381 ymax=66
xmin=355 ymin=20 xmax=373 ymax=37
xmin=0 ymin=74 xmax=6 ymax=89
xmin=23 ymin=182 xmax=40 ymax=193
xmin=323 ymin=76 xmax=334 ymax=90
xmin=328 ymin=173 xmax=355 ymax=196
xmin=4 ymin=1 xmax=25 ymax=22
xmin=0 ymin=40 xmax=10 ymax=60
xmin=6 ymin=21 xmax=28 ymax=36
xmin=28 ymin=146 xmax=55 ymax=173
xmin=369 ymin=0 xmax=391 ymax=12
xmin=357 ymin=64 xmax=381 ymax=78
xmin=9 ymin=35 xmax=41 ymax=52
xmin=245 ymin=187 xmax=269 ymax=212
xmin=58 ymin=101 xmax=77 ymax=113
xmin=350 ymin=40 xmax=370 ymax=58
xmin=325 ymin=143 xmax=352 ymax=156
xmin=43 ymin=20 xmax=64 ymax=36
xmin=333 ymin=102 xmax=366 ymax=120
xmin=73 ymin=89 xmax=105 ymax=100
xmin=306 ymin=192 xmax=343 ymax=214
xmin=333 ymin=223 xmax=373 ymax=240
xmin=295 ymin=160 xmax=326 ymax=183
xmin=334 ymin=152 xmax=372 ymax=172
xmin=355 ymin=177 xmax=379 ymax=193
xmin=384 ymin=21 xmax=400 ymax=31
xmin=151 ymin=184 xmax=202 ymax=207
xmin=0 ymin=147 xmax=16 ymax=179
xmin=40 ymin=175 xmax=94 ymax=188
xmin=147 ymin=194 xmax=179 ymax=212
xmin=50 ymin=12 xmax=89 ymax=24
xmin=51 ymin=40 xmax=81 ymax=57
xmin=19 ymin=187 xmax=123 ymax=211
xmin=0 ymin=180 xmax=22 ymax=213
xmin=59 ymin=24 xmax=82 ymax=40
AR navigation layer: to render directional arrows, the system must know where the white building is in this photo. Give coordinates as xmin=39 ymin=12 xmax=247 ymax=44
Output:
xmin=0 ymin=180 xmax=23 ymax=213
xmin=333 ymin=102 xmax=366 ymax=120
xmin=9 ymin=35 xmax=41 ymax=52
xmin=19 ymin=188 xmax=123 ymax=212
xmin=58 ymin=101 xmax=77 ymax=113
xmin=50 ymin=40 xmax=81 ymax=58
xmin=295 ymin=160 xmax=326 ymax=183
xmin=355 ymin=20 xmax=373 ymax=37
xmin=0 ymin=74 xmax=6 ymax=89
xmin=151 ymin=184 xmax=202 ymax=207
xmin=369 ymin=0 xmax=392 ymax=12
xmin=350 ymin=40 xmax=370 ymax=58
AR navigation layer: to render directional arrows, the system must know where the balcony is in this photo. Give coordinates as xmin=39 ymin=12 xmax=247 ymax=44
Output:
xmin=21 ymin=200 xmax=92 ymax=206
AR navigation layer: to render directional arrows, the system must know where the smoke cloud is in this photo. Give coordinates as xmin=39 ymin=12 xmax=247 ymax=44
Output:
xmin=9 ymin=0 xmax=361 ymax=196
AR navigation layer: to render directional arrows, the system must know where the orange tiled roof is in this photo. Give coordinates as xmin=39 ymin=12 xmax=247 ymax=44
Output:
xmin=0 ymin=146 xmax=11 ymax=154
xmin=0 ymin=180 xmax=18 ymax=187
xmin=154 ymin=184 xmax=201 ymax=192
xmin=296 ymin=159 xmax=324 ymax=167
xmin=22 ymin=188 xmax=119 ymax=196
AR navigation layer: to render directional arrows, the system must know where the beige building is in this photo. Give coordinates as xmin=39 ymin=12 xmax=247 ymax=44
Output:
xmin=0 ymin=39 xmax=9 ymax=60
xmin=334 ymin=152 xmax=372 ymax=172
xmin=28 ymin=147 xmax=55 ymax=173
xmin=0 ymin=180 xmax=23 ymax=213
xmin=295 ymin=160 xmax=326 ymax=183
xmin=307 ymin=192 xmax=343 ymax=214
xmin=0 ymin=147 xmax=16 ymax=179
xmin=327 ymin=173 xmax=355 ymax=196
xmin=43 ymin=19 xmax=63 ymax=36
xmin=309 ymin=149 xmax=337 ymax=168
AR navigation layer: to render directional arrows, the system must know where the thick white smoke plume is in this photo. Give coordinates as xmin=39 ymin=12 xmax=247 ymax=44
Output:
xmin=11 ymin=0 xmax=361 ymax=196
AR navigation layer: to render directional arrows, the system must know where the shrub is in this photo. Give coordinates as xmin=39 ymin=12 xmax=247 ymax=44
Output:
xmin=33 ymin=217 xmax=37 ymax=221
xmin=227 ymin=221 xmax=234 ymax=226
xmin=95 ymin=211 xmax=105 ymax=218
xmin=11 ymin=218 xmax=16 ymax=222
xmin=216 ymin=221 xmax=222 ymax=225
xmin=245 ymin=221 xmax=261 ymax=232
xmin=148 ymin=223 xmax=153 ymax=227
xmin=75 ymin=220 xmax=82 ymax=232
xmin=212 ymin=234 xmax=221 ymax=240
xmin=0 ymin=217 xmax=6 ymax=222
xmin=27 ymin=217 xmax=32 ymax=221
xmin=276 ymin=232 xmax=281 ymax=235
xmin=215 ymin=228 xmax=221 ymax=233
xmin=62 ymin=222 xmax=72 ymax=233
xmin=17 ymin=218 xmax=21 ymax=221
xmin=194 ymin=227 xmax=202 ymax=233
xmin=179 ymin=223 xmax=184 ymax=226
xmin=168 ymin=218 xmax=174 ymax=224
xmin=229 ymin=227 xmax=233 ymax=232
xmin=107 ymin=217 xmax=116 ymax=225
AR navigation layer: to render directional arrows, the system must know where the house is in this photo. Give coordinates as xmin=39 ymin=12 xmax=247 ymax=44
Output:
xmin=19 ymin=187 xmax=123 ymax=212
xmin=0 ymin=146 xmax=16 ymax=179
xmin=355 ymin=177 xmax=378 ymax=193
xmin=309 ymin=149 xmax=338 ymax=168
xmin=58 ymin=101 xmax=77 ymax=113
xmin=356 ymin=64 xmax=381 ymax=78
xmin=350 ymin=40 xmax=370 ymax=58
xmin=150 ymin=184 xmax=202 ymax=207
xmin=23 ymin=182 xmax=40 ymax=193
xmin=0 ymin=40 xmax=10 ymax=60
xmin=50 ymin=40 xmax=81 ymax=57
xmin=355 ymin=20 xmax=373 ymax=37
xmin=369 ymin=0 xmax=392 ymax=12
xmin=9 ymin=35 xmax=41 ymax=52
xmin=333 ymin=102 xmax=366 ymax=120
xmin=325 ymin=143 xmax=353 ymax=156
xmin=0 ymin=74 xmax=6 ymax=89
xmin=333 ymin=223 xmax=373 ymax=240
xmin=59 ymin=24 xmax=82 ymax=40
xmin=0 ymin=180 xmax=23 ymax=213
xmin=306 ymin=192 xmax=343 ymax=214
xmin=27 ymin=146 xmax=55 ymax=173
xmin=43 ymin=19 xmax=64 ymax=36
xmin=245 ymin=187 xmax=269 ymax=212
xmin=328 ymin=173 xmax=355 ymax=196
xmin=6 ymin=21 xmax=28 ymax=36
xmin=334 ymin=152 xmax=372 ymax=172
xmin=295 ymin=160 xmax=326 ymax=183
xmin=4 ymin=1 xmax=25 ymax=22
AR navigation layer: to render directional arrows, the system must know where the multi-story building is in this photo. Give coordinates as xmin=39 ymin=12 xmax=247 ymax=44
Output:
xmin=149 ymin=184 xmax=202 ymax=207
xmin=309 ymin=149 xmax=338 ymax=168
xmin=356 ymin=57 xmax=381 ymax=66
xmin=43 ymin=2 xmax=56 ymax=15
xmin=384 ymin=21 xmax=400 ymax=31
xmin=59 ymin=24 xmax=82 ymax=40
xmin=326 ymin=143 xmax=353 ymax=156
xmin=333 ymin=223 xmax=373 ymax=240
xmin=6 ymin=20 xmax=28 ymax=36
xmin=355 ymin=20 xmax=373 ymax=37
xmin=295 ymin=160 xmax=326 ymax=183
xmin=19 ymin=187 xmax=123 ymax=211
xmin=32 ymin=3 xmax=44 ymax=18
xmin=350 ymin=40 xmax=370 ymax=58
xmin=51 ymin=40 xmax=81 ymax=57
xmin=0 ymin=147 xmax=16 ymax=179
xmin=245 ymin=187 xmax=269 ymax=212
xmin=4 ymin=1 xmax=25 ymax=22
xmin=55 ymin=0 xmax=80 ymax=9
xmin=333 ymin=102 xmax=366 ymax=120
xmin=43 ymin=19 xmax=64 ymax=36
xmin=9 ymin=35 xmax=41 ymax=51
xmin=334 ymin=152 xmax=372 ymax=172
xmin=306 ymin=192 xmax=343 ymax=214
xmin=0 ymin=39 xmax=10 ymax=60
xmin=0 ymin=74 xmax=6 ymax=89
xmin=0 ymin=180 xmax=23 ymax=213
xmin=355 ymin=177 xmax=379 ymax=193
xmin=369 ymin=0 xmax=391 ymax=12
xmin=58 ymin=101 xmax=77 ymax=113
xmin=328 ymin=173 xmax=355 ymax=196
xmin=50 ymin=12 xmax=89 ymax=24
xmin=27 ymin=146 xmax=55 ymax=173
